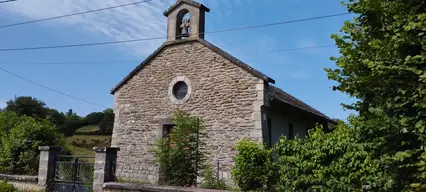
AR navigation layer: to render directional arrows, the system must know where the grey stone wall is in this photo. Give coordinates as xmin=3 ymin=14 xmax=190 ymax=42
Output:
xmin=103 ymin=182 xmax=230 ymax=192
xmin=111 ymin=41 xmax=264 ymax=183
xmin=0 ymin=174 xmax=43 ymax=192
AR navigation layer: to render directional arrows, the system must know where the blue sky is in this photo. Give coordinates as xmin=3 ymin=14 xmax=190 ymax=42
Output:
xmin=0 ymin=0 xmax=356 ymax=119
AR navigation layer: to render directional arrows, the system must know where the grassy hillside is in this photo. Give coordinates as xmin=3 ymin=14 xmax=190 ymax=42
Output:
xmin=74 ymin=125 xmax=101 ymax=135
xmin=67 ymin=134 xmax=112 ymax=157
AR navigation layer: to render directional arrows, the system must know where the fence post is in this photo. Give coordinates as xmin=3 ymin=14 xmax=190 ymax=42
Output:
xmin=37 ymin=146 xmax=62 ymax=191
xmin=93 ymin=147 xmax=120 ymax=192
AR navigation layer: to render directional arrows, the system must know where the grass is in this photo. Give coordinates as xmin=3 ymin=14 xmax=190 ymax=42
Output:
xmin=66 ymin=135 xmax=111 ymax=157
xmin=75 ymin=125 xmax=100 ymax=134
xmin=67 ymin=135 xmax=112 ymax=144
xmin=68 ymin=145 xmax=96 ymax=157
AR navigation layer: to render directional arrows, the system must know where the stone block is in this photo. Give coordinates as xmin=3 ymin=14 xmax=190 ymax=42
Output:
xmin=111 ymin=41 xmax=264 ymax=186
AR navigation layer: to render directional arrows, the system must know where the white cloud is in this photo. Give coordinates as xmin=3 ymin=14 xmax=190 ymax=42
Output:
xmin=0 ymin=0 xmax=251 ymax=57
xmin=1 ymin=0 xmax=173 ymax=56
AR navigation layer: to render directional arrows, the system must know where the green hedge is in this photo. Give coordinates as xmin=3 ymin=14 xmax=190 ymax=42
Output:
xmin=231 ymin=139 xmax=272 ymax=191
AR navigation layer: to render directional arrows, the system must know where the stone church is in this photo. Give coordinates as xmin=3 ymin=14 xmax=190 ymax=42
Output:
xmin=110 ymin=0 xmax=332 ymax=183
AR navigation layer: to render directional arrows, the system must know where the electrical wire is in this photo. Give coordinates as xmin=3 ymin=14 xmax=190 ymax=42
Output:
xmin=0 ymin=44 xmax=337 ymax=65
xmin=0 ymin=0 xmax=153 ymax=29
xmin=0 ymin=13 xmax=350 ymax=52
xmin=0 ymin=66 xmax=109 ymax=108
xmin=0 ymin=0 xmax=17 ymax=4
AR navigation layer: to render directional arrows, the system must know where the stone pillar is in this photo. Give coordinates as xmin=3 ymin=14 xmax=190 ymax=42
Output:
xmin=93 ymin=147 xmax=120 ymax=192
xmin=37 ymin=146 xmax=62 ymax=190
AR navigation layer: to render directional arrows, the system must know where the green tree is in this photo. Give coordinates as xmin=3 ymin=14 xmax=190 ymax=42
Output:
xmin=151 ymin=110 xmax=205 ymax=187
xmin=46 ymin=108 xmax=66 ymax=127
xmin=85 ymin=112 xmax=104 ymax=125
xmin=98 ymin=109 xmax=114 ymax=135
xmin=326 ymin=0 xmax=426 ymax=190
xmin=4 ymin=96 xmax=48 ymax=119
xmin=0 ymin=112 xmax=67 ymax=175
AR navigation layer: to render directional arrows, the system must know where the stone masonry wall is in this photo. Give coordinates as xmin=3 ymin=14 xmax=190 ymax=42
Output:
xmin=111 ymin=41 xmax=264 ymax=183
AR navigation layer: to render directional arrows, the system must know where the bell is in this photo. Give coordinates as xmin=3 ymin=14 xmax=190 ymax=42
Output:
xmin=181 ymin=27 xmax=189 ymax=37
xmin=180 ymin=18 xmax=190 ymax=38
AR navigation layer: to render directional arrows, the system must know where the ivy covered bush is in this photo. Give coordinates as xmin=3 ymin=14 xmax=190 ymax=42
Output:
xmin=231 ymin=138 xmax=272 ymax=191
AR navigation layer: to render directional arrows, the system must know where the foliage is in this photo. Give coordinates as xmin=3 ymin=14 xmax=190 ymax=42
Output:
xmin=231 ymin=138 xmax=272 ymax=191
xmin=200 ymin=163 xmax=228 ymax=190
xmin=58 ymin=117 xmax=85 ymax=137
xmin=84 ymin=112 xmax=104 ymax=126
xmin=46 ymin=108 xmax=66 ymax=127
xmin=97 ymin=109 xmax=114 ymax=135
xmin=4 ymin=96 xmax=48 ymax=119
xmin=151 ymin=110 xmax=205 ymax=187
xmin=1 ymin=96 xmax=115 ymax=137
xmin=0 ymin=112 xmax=67 ymax=175
xmin=0 ymin=180 xmax=15 ymax=192
xmin=326 ymin=0 xmax=426 ymax=190
xmin=274 ymin=122 xmax=392 ymax=191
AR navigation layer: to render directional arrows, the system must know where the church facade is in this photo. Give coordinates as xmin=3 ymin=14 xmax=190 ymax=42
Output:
xmin=110 ymin=0 xmax=332 ymax=183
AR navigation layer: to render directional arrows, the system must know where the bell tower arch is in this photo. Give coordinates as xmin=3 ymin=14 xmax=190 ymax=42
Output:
xmin=163 ymin=0 xmax=210 ymax=41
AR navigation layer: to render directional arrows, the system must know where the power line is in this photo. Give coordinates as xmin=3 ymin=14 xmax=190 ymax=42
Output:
xmin=0 ymin=66 xmax=109 ymax=109
xmin=207 ymin=13 xmax=350 ymax=34
xmin=0 ymin=45 xmax=337 ymax=65
xmin=239 ymin=44 xmax=336 ymax=56
xmin=0 ymin=60 xmax=140 ymax=65
xmin=0 ymin=0 xmax=17 ymax=4
xmin=0 ymin=13 xmax=350 ymax=52
xmin=0 ymin=0 xmax=152 ymax=29
xmin=0 ymin=44 xmax=337 ymax=65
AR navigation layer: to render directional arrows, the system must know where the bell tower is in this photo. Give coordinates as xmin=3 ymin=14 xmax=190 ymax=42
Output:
xmin=163 ymin=0 xmax=210 ymax=41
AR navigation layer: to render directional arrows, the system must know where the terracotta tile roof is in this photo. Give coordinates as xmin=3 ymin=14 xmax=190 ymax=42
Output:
xmin=268 ymin=85 xmax=332 ymax=121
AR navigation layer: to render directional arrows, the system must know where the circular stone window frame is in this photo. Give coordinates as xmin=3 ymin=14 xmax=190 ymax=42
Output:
xmin=168 ymin=75 xmax=192 ymax=104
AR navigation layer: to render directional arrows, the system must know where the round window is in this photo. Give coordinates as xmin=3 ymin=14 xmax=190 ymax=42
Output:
xmin=172 ymin=81 xmax=188 ymax=100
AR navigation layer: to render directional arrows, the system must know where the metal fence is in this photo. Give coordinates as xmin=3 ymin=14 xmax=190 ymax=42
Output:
xmin=53 ymin=155 xmax=94 ymax=192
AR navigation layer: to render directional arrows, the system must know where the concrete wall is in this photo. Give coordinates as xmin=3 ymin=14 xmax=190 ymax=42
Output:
xmin=0 ymin=174 xmax=43 ymax=192
xmin=112 ymin=41 xmax=264 ymax=183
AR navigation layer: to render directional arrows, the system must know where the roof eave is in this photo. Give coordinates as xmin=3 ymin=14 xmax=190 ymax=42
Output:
xmin=163 ymin=0 xmax=210 ymax=16
xmin=110 ymin=38 xmax=275 ymax=94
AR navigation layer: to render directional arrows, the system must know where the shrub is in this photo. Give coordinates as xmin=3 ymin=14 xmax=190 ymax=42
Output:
xmin=273 ymin=122 xmax=392 ymax=191
xmin=231 ymin=139 xmax=272 ymax=191
xmin=151 ymin=110 xmax=206 ymax=187
xmin=0 ymin=112 xmax=67 ymax=175
xmin=0 ymin=180 xmax=15 ymax=192
xmin=200 ymin=163 xmax=228 ymax=190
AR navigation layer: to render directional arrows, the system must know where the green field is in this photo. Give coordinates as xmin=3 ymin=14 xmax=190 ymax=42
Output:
xmin=74 ymin=125 xmax=100 ymax=134
xmin=67 ymin=145 xmax=96 ymax=157
xmin=66 ymin=135 xmax=112 ymax=157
